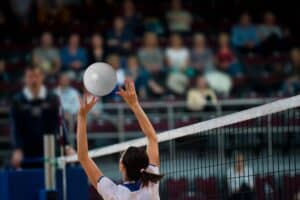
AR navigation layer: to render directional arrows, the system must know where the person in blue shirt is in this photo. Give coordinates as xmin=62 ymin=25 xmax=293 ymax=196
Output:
xmin=60 ymin=33 xmax=88 ymax=76
xmin=231 ymin=13 xmax=259 ymax=54
xmin=107 ymin=17 xmax=133 ymax=55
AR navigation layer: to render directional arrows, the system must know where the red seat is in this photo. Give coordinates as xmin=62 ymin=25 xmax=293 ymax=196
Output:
xmin=89 ymin=121 xmax=117 ymax=132
xmin=255 ymin=175 xmax=278 ymax=200
xmin=166 ymin=178 xmax=189 ymax=200
xmin=283 ymin=174 xmax=300 ymax=200
xmin=195 ymin=177 xmax=219 ymax=200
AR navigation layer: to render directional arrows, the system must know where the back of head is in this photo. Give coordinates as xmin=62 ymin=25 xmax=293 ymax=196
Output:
xmin=122 ymin=146 xmax=163 ymax=187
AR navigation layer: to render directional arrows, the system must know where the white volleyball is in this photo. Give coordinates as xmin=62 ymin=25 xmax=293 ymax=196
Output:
xmin=83 ymin=62 xmax=117 ymax=96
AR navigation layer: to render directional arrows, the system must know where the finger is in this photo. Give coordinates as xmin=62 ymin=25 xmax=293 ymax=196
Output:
xmin=118 ymin=85 xmax=125 ymax=92
xmin=78 ymin=95 xmax=83 ymax=106
xmin=125 ymin=79 xmax=130 ymax=91
xmin=129 ymin=79 xmax=136 ymax=92
xmin=84 ymin=92 xmax=88 ymax=105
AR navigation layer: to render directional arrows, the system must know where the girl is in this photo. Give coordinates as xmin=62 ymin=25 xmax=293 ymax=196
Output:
xmin=77 ymin=79 xmax=163 ymax=199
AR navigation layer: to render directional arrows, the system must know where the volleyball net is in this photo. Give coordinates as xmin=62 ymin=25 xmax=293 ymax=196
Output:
xmin=61 ymin=95 xmax=300 ymax=200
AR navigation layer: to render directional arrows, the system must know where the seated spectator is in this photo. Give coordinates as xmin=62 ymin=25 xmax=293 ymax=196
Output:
xmin=190 ymin=33 xmax=214 ymax=73
xmin=122 ymin=0 xmax=142 ymax=35
xmin=60 ymin=33 xmax=88 ymax=78
xmin=32 ymin=32 xmax=60 ymax=76
xmin=227 ymin=152 xmax=255 ymax=200
xmin=106 ymin=54 xmax=125 ymax=86
xmin=282 ymin=48 xmax=300 ymax=95
xmin=126 ymin=55 xmax=148 ymax=99
xmin=166 ymin=33 xmax=190 ymax=95
xmin=88 ymin=33 xmax=106 ymax=65
xmin=166 ymin=33 xmax=190 ymax=71
xmin=232 ymin=13 xmax=259 ymax=54
xmin=186 ymin=75 xmax=217 ymax=111
xmin=144 ymin=17 xmax=165 ymax=36
xmin=55 ymin=73 xmax=80 ymax=119
xmin=258 ymin=11 xmax=283 ymax=55
xmin=216 ymin=32 xmax=243 ymax=76
xmin=166 ymin=0 xmax=192 ymax=34
xmin=0 ymin=59 xmax=9 ymax=83
xmin=107 ymin=16 xmax=133 ymax=55
xmin=138 ymin=32 xmax=164 ymax=73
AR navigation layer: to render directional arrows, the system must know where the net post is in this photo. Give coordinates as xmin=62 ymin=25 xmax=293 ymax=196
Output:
xmin=43 ymin=134 xmax=57 ymax=200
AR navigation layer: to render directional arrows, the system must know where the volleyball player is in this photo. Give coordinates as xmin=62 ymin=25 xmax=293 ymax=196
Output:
xmin=77 ymin=79 xmax=163 ymax=199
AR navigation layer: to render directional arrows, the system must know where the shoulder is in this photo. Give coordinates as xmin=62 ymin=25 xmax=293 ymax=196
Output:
xmin=12 ymin=92 xmax=25 ymax=106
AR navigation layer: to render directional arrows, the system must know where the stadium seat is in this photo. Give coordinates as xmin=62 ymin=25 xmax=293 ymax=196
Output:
xmin=255 ymin=175 xmax=279 ymax=200
xmin=283 ymin=174 xmax=300 ymax=200
xmin=195 ymin=177 xmax=219 ymax=200
xmin=166 ymin=178 xmax=189 ymax=200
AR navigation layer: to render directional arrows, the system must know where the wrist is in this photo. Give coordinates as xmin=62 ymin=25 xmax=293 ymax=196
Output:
xmin=130 ymin=102 xmax=141 ymax=111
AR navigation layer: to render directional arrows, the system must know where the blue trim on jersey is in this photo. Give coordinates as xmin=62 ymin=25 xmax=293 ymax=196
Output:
xmin=122 ymin=181 xmax=141 ymax=192
xmin=97 ymin=176 xmax=104 ymax=183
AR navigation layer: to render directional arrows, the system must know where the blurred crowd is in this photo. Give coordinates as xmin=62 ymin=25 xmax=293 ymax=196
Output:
xmin=1 ymin=0 xmax=300 ymax=115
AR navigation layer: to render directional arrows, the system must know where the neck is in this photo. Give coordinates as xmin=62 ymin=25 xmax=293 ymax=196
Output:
xmin=29 ymin=86 xmax=41 ymax=97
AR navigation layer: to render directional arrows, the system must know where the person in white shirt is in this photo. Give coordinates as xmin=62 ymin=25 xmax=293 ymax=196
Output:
xmin=76 ymin=79 xmax=163 ymax=200
xmin=55 ymin=73 xmax=80 ymax=117
xmin=166 ymin=33 xmax=190 ymax=71
xmin=227 ymin=152 xmax=255 ymax=200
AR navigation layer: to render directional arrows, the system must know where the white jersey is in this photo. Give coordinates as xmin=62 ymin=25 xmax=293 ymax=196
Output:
xmin=97 ymin=165 xmax=160 ymax=200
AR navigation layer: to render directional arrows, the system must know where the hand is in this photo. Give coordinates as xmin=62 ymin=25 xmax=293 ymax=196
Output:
xmin=117 ymin=79 xmax=139 ymax=108
xmin=11 ymin=149 xmax=23 ymax=169
xmin=78 ymin=93 xmax=98 ymax=117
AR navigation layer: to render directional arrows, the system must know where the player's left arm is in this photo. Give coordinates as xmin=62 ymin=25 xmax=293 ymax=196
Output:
xmin=117 ymin=79 xmax=160 ymax=167
xmin=77 ymin=94 xmax=103 ymax=189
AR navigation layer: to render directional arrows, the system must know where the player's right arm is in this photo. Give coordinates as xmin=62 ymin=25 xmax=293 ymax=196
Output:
xmin=77 ymin=94 xmax=102 ymax=189
xmin=117 ymin=79 xmax=160 ymax=167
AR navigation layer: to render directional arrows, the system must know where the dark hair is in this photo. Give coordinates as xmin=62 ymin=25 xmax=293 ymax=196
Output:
xmin=24 ymin=65 xmax=43 ymax=74
xmin=122 ymin=146 xmax=164 ymax=187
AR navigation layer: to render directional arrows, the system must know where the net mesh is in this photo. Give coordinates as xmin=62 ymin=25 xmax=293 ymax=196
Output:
xmin=63 ymin=95 xmax=300 ymax=200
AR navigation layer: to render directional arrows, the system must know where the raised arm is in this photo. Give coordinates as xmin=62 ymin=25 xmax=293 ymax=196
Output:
xmin=117 ymin=79 xmax=160 ymax=166
xmin=77 ymin=94 xmax=103 ymax=189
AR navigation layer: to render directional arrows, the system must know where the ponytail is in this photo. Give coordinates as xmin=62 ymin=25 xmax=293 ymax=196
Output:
xmin=140 ymin=170 xmax=164 ymax=187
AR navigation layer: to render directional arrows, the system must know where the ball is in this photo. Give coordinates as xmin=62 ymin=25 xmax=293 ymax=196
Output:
xmin=83 ymin=62 xmax=117 ymax=96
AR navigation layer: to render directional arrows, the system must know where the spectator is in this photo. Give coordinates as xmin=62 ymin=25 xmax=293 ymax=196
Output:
xmin=126 ymin=55 xmax=148 ymax=99
xmin=10 ymin=0 xmax=33 ymax=24
xmin=232 ymin=13 xmax=259 ymax=54
xmin=60 ymin=33 xmax=88 ymax=77
xmin=282 ymin=48 xmax=300 ymax=95
xmin=10 ymin=66 xmax=74 ymax=169
xmin=258 ymin=11 xmax=283 ymax=55
xmin=190 ymin=33 xmax=214 ymax=73
xmin=166 ymin=0 xmax=192 ymax=34
xmin=166 ymin=33 xmax=190 ymax=71
xmin=32 ymin=32 xmax=61 ymax=76
xmin=186 ymin=75 xmax=217 ymax=111
xmin=138 ymin=32 xmax=164 ymax=72
xmin=138 ymin=32 xmax=166 ymax=98
xmin=166 ymin=33 xmax=190 ymax=95
xmin=216 ymin=32 xmax=243 ymax=76
xmin=55 ymin=73 xmax=80 ymax=119
xmin=144 ymin=17 xmax=165 ymax=36
xmin=107 ymin=16 xmax=133 ymax=55
xmin=0 ymin=59 xmax=9 ymax=83
xmin=122 ymin=0 xmax=142 ymax=35
xmin=106 ymin=54 xmax=125 ymax=86
xmin=227 ymin=152 xmax=255 ymax=200
xmin=88 ymin=33 xmax=106 ymax=65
